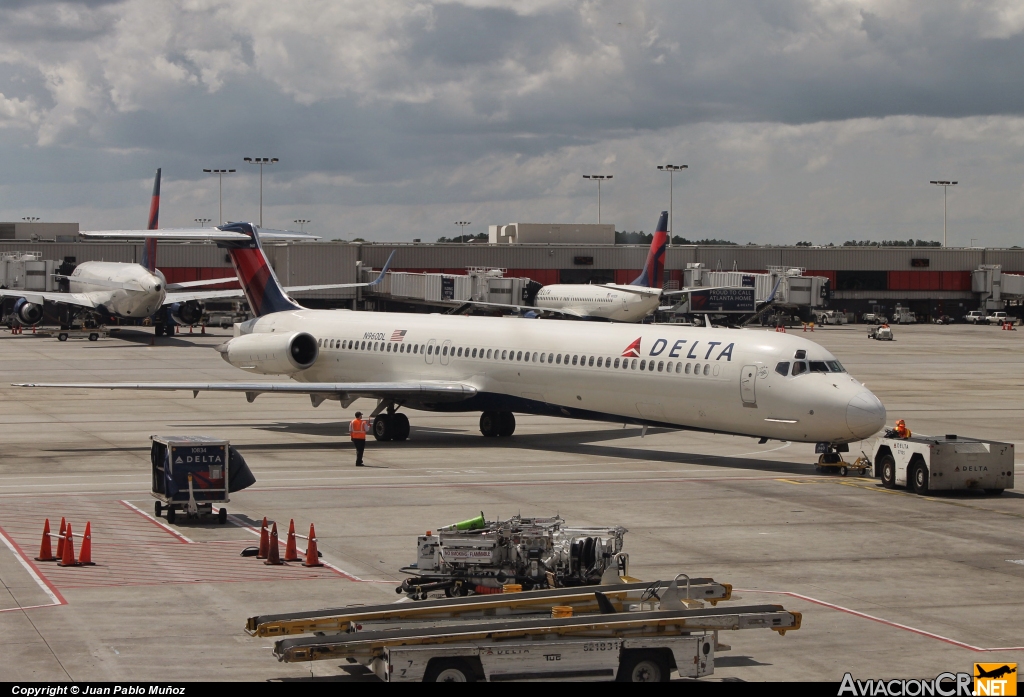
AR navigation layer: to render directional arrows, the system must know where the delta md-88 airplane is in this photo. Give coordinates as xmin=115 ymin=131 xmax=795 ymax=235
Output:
xmin=19 ymin=222 xmax=887 ymax=448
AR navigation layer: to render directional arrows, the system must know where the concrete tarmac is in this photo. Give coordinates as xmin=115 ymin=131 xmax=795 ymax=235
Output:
xmin=0 ymin=323 xmax=1021 ymax=682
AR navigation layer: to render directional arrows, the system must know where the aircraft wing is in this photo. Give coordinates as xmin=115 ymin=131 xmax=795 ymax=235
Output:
xmin=164 ymin=289 xmax=246 ymax=303
xmin=162 ymin=252 xmax=395 ymax=304
xmin=593 ymin=284 xmax=663 ymax=297
xmin=79 ymin=227 xmax=320 ymax=241
xmin=0 ymin=289 xmax=97 ymax=308
xmin=661 ymin=284 xmax=742 ymax=296
xmin=452 ymin=300 xmax=586 ymax=318
xmin=165 ymin=277 xmax=239 ymax=290
xmin=13 ymin=380 xmax=478 ymax=404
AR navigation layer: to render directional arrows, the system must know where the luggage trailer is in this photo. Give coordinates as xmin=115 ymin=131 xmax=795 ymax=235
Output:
xmin=249 ymin=576 xmax=802 ymax=682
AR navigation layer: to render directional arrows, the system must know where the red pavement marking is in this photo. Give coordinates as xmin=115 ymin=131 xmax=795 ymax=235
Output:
xmin=738 ymin=589 xmax=1024 ymax=653
xmin=0 ymin=522 xmax=67 ymax=610
xmin=0 ymin=498 xmax=351 ymax=589
xmin=118 ymin=499 xmax=193 ymax=543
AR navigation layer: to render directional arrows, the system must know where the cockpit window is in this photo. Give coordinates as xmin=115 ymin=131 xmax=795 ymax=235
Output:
xmin=791 ymin=361 xmax=807 ymax=376
xmin=827 ymin=360 xmax=845 ymax=372
xmin=794 ymin=350 xmax=806 ymax=359
xmin=809 ymin=361 xmax=830 ymax=373
xmin=775 ymin=362 xmax=790 ymax=376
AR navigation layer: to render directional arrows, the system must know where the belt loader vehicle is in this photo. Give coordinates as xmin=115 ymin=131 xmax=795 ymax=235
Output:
xmin=247 ymin=568 xmax=802 ymax=682
xmin=872 ymin=434 xmax=1013 ymax=495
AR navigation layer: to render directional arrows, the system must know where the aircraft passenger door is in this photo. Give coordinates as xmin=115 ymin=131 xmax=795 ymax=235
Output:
xmin=425 ymin=339 xmax=436 ymax=364
xmin=740 ymin=365 xmax=757 ymax=405
xmin=440 ymin=339 xmax=452 ymax=366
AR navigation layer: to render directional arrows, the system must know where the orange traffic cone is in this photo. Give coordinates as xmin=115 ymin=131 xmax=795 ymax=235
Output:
xmin=55 ymin=518 xmax=66 ymax=560
xmin=303 ymin=523 xmax=324 ymax=567
xmin=257 ymin=517 xmax=269 ymax=559
xmin=35 ymin=519 xmax=55 ymax=561
xmin=78 ymin=521 xmax=94 ymax=566
xmin=264 ymin=523 xmax=284 ymax=565
xmin=58 ymin=522 xmax=79 ymax=567
xmin=283 ymin=519 xmax=300 ymax=562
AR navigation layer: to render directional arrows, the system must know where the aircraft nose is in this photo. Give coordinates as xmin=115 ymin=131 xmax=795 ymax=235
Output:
xmin=847 ymin=390 xmax=886 ymax=439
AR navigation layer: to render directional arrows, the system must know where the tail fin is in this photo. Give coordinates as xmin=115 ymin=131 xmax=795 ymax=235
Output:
xmin=217 ymin=223 xmax=303 ymax=317
xmin=141 ymin=168 xmax=161 ymax=272
xmin=630 ymin=211 xmax=668 ymax=288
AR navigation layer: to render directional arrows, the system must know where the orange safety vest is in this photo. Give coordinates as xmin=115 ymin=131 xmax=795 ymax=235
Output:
xmin=350 ymin=418 xmax=368 ymax=440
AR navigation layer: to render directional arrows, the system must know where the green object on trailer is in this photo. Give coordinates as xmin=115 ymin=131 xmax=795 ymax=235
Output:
xmin=443 ymin=511 xmax=486 ymax=531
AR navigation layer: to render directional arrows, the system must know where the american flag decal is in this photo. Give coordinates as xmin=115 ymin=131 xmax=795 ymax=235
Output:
xmin=390 ymin=330 xmax=407 ymax=342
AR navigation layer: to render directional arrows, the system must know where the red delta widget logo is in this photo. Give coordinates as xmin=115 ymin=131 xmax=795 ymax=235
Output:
xmin=621 ymin=337 xmax=735 ymax=361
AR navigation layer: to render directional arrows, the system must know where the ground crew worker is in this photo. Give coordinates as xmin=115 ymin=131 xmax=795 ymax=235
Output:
xmin=350 ymin=411 xmax=369 ymax=466
xmin=894 ymin=419 xmax=911 ymax=439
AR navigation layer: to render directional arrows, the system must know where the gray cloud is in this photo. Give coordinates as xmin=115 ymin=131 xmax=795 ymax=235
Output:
xmin=1 ymin=1 xmax=1024 ymax=246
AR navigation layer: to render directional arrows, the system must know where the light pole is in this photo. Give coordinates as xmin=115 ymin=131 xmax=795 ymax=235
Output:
xmin=582 ymin=175 xmax=612 ymax=224
xmin=203 ymin=168 xmax=236 ymax=225
xmin=21 ymin=217 xmax=39 ymax=223
xmin=657 ymin=164 xmax=687 ymax=247
xmin=194 ymin=218 xmax=212 ymax=227
xmin=294 ymin=219 xmax=311 ymax=233
xmin=454 ymin=221 xmax=471 ymax=241
xmin=243 ymin=157 xmax=278 ymax=227
xmin=929 ymin=180 xmax=958 ymax=247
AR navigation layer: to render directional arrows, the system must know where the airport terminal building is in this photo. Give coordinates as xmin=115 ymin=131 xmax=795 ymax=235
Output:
xmin=2 ymin=220 xmax=1023 ymax=320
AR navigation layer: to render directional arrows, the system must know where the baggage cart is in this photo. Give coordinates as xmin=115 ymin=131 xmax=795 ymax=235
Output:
xmin=150 ymin=435 xmax=256 ymax=523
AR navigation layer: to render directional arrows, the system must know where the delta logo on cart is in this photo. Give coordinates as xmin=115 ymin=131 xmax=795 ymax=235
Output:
xmin=975 ymin=664 xmax=1017 ymax=696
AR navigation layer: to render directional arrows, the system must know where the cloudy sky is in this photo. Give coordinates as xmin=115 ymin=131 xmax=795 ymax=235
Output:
xmin=2 ymin=0 xmax=1024 ymax=245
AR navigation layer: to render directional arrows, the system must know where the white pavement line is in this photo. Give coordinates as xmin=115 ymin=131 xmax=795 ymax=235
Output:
xmin=119 ymin=500 xmax=194 ymax=544
xmin=0 ymin=524 xmax=65 ymax=609
xmin=219 ymin=510 xmax=387 ymax=583
xmin=737 ymin=589 xmax=1024 ymax=653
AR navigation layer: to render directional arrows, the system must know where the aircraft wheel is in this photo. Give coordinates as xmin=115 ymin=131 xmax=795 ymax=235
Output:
xmin=373 ymin=415 xmax=393 ymax=441
xmin=479 ymin=411 xmax=499 ymax=438
xmin=880 ymin=455 xmax=896 ymax=489
xmin=497 ymin=412 xmax=516 ymax=437
xmin=392 ymin=413 xmax=410 ymax=441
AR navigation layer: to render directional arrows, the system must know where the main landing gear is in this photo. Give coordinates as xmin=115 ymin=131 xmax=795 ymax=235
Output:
xmin=373 ymin=412 xmax=410 ymax=442
xmin=479 ymin=411 xmax=516 ymax=438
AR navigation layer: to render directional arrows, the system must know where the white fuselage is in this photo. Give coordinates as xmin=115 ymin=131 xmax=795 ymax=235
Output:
xmin=534 ymin=284 xmax=662 ymax=322
xmin=239 ymin=309 xmax=886 ymax=444
xmin=67 ymin=262 xmax=166 ymax=318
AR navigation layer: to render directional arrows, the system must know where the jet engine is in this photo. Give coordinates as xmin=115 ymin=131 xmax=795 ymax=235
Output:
xmin=218 ymin=331 xmax=318 ymax=375
xmin=169 ymin=300 xmax=204 ymax=326
xmin=13 ymin=298 xmax=42 ymax=325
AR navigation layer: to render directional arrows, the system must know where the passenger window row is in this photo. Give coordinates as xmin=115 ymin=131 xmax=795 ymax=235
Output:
xmin=316 ymin=337 xmax=717 ymax=376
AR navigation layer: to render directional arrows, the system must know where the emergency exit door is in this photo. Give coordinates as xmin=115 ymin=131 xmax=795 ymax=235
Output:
xmin=740 ymin=365 xmax=757 ymax=405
